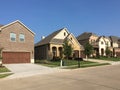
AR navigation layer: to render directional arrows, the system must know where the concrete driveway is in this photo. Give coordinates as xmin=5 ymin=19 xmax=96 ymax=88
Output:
xmin=4 ymin=64 xmax=68 ymax=79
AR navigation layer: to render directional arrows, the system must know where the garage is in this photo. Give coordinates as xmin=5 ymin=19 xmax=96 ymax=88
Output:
xmin=2 ymin=52 xmax=30 ymax=64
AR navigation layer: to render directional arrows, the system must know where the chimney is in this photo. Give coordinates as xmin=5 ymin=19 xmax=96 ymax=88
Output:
xmin=41 ymin=36 xmax=45 ymax=40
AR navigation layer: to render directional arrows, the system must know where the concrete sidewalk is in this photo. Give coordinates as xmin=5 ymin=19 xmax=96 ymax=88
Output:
xmin=84 ymin=58 xmax=120 ymax=65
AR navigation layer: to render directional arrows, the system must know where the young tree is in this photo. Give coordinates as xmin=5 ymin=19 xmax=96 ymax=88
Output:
xmin=63 ymin=40 xmax=73 ymax=59
xmin=105 ymin=46 xmax=111 ymax=57
xmin=84 ymin=43 xmax=93 ymax=60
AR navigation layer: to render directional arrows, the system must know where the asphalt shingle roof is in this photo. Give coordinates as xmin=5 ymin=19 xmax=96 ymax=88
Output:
xmin=109 ymin=36 xmax=120 ymax=42
xmin=77 ymin=32 xmax=98 ymax=40
xmin=35 ymin=28 xmax=64 ymax=46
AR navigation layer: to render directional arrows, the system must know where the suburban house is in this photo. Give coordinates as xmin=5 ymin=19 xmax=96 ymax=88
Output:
xmin=109 ymin=36 xmax=120 ymax=57
xmin=35 ymin=28 xmax=82 ymax=60
xmin=77 ymin=32 xmax=120 ymax=57
xmin=77 ymin=32 xmax=99 ymax=46
xmin=0 ymin=20 xmax=35 ymax=64
xmin=77 ymin=32 xmax=99 ymax=57
xmin=95 ymin=36 xmax=111 ymax=56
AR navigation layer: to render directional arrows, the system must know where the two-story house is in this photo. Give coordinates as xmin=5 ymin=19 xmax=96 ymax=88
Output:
xmin=35 ymin=28 xmax=82 ymax=60
xmin=96 ymin=36 xmax=111 ymax=56
xmin=77 ymin=32 xmax=99 ymax=57
xmin=109 ymin=36 xmax=120 ymax=57
xmin=0 ymin=20 xmax=35 ymax=64
xmin=77 ymin=32 xmax=99 ymax=46
xmin=77 ymin=32 xmax=113 ymax=57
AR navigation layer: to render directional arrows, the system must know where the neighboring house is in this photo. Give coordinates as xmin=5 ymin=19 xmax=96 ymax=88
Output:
xmin=96 ymin=36 xmax=111 ymax=56
xmin=77 ymin=32 xmax=99 ymax=46
xmin=109 ymin=36 xmax=120 ymax=57
xmin=77 ymin=32 xmax=114 ymax=57
xmin=0 ymin=20 xmax=35 ymax=64
xmin=77 ymin=32 xmax=99 ymax=57
xmin=35 ymin=28 xmax=82 ymax=60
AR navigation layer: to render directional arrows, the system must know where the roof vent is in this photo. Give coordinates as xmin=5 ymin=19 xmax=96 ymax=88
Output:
xmin=41 ymin=36 xmax=45 ymax=40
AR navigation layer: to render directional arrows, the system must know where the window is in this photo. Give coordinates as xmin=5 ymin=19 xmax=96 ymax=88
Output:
xmin=101 ymin=41 xmax=104 ymax=45
xmin=19 ymin=34 xmax=25 ymax=42
xmin=64 ymin=32 xmax=66 ymax=36
xmin=10 ymin=33 xmax=16 ymax=42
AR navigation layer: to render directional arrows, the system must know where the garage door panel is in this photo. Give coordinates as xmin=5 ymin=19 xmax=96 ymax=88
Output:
xmin=2 ymin=52 xmax=30 ymax=64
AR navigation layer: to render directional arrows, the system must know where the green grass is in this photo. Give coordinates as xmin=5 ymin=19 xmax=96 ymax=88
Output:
xmin=35 ymin=59 xmax=108 ymax=68
xmin=92 ymin=57 xmax=120 ymax=61
xmin=0 ymin=66 xmax=11 ymax=73
xmin=0 ymin=73 xmax=12 ymax=78
xmin=63 ymin=63 xmax=110 ymax=69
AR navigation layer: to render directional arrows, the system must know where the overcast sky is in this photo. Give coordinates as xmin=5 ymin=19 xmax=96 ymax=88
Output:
xmin=0 ymin=0 xmax=120 ymax=43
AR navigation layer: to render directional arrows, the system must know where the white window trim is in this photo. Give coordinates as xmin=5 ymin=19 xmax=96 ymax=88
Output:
xmin=19 ymin=33 xmax=25 ymax=42
xmin=10 ymin=32 xmax=16 ymax=42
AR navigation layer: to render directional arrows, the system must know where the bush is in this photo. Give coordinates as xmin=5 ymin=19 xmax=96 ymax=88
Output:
xmin=35 ymin=60 xmax=50 ymax=64
xmin=68 ymin=57 xmax=73 ymax=60
xmin=74 ymin=58 xmax=83 ymax=61
xmin=51 ymin=57 xmax=61 ymax=62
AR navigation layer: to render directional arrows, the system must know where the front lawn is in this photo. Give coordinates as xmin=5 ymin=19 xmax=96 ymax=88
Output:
xmin=92 ymin=57 xmax=120 ymax=61
xmin=0 ymin=66 xmax=12 ymax=78
xmin=63 ymin=63 xmax=109 ymax=69
xmin=0 ymin=66 xmax=11 ymax=73
xmin=35 ymin=59 xmax=109 ymax=68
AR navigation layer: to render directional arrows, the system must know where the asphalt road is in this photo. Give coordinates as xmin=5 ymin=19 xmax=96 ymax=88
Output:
xmin=0 ymin=64 xmax=120 ymax=90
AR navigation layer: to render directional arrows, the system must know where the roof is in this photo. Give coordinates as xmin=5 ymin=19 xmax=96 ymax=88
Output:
xmin=35 ymin=28 xmax=66 ymax=46
xmin=77 ymin=32 xmax=98 ymax=40
xmin=109 ymin=36 xmax=120 ymax=42
xmin=96 ymin=36 xmax=105 ymax=42
xmin=0 ymin=20 xmax=35 ymax=35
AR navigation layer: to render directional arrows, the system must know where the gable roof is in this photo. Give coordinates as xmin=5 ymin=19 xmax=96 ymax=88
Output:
xmin=35 ymin=28 xmax=68 ymax=46
xmin=0 ymin=20 xmax=35 ymax=35
xmin=96 ymin=36 xmax=111 ymax=45
xmin=77 ymin=32 xmax=98 ymax=40
xmin=109 ymin=36 xmax=120 ymax=42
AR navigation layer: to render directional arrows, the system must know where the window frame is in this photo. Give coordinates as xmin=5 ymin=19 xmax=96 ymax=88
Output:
xmin=19 ymin=33 xmax=25 ymax=42
xmin=10 ymin=32 xmax=16 ymax=42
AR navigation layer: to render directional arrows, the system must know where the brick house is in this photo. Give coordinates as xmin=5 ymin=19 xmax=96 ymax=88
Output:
xmin=77 ymin=32 xmax=120 ymax=57
xmin=109 ymin=36 xmax=120 ymax=57
xmin=77 ymin=32 xmax=99 ymax=57
xmin=0 ymin=20 xmax=35 ymax=64
xmin=77 ymin=32 xmax=112 ymax=57
xmin=35 ymin=28 xmax=82 ymax=60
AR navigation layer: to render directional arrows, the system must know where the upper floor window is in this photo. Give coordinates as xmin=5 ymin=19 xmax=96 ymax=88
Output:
xmin=19 ymin=34 xmax=25 ymax=42
xmin=10 ymin=32 xmax=16 ymax=42
xmin=101 ymin=41 xmax=104 ymax=45
xmin=64 ymin=32 xmax=66 ymax=36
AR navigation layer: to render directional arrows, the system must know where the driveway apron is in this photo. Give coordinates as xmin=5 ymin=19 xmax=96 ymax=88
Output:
xmin=4 ymin=64 xmax=68 ymax=79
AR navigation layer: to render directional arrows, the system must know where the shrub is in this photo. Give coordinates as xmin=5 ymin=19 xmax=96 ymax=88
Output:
xmin=51 ymin=57 xmax=61 ymax=62
xmin=74 ymin=58 xmax=83 ymax=61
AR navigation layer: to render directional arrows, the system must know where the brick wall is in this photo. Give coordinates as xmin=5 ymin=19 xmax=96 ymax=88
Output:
xmin=0 ymin=21 xmax=34 ymax=60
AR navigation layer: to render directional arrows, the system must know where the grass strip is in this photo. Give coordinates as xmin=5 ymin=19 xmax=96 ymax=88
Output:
xmin=0 ymin=66 xmax=11 ymax=73
xmin=63 ymin=63 xmax=110 ymax=69
xmin=0 ymin=73 xmax=12 ymax=78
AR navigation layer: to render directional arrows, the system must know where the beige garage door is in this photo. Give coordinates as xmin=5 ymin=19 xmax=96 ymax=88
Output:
xmin=2 ymin=52 xmax=30 ymax=64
